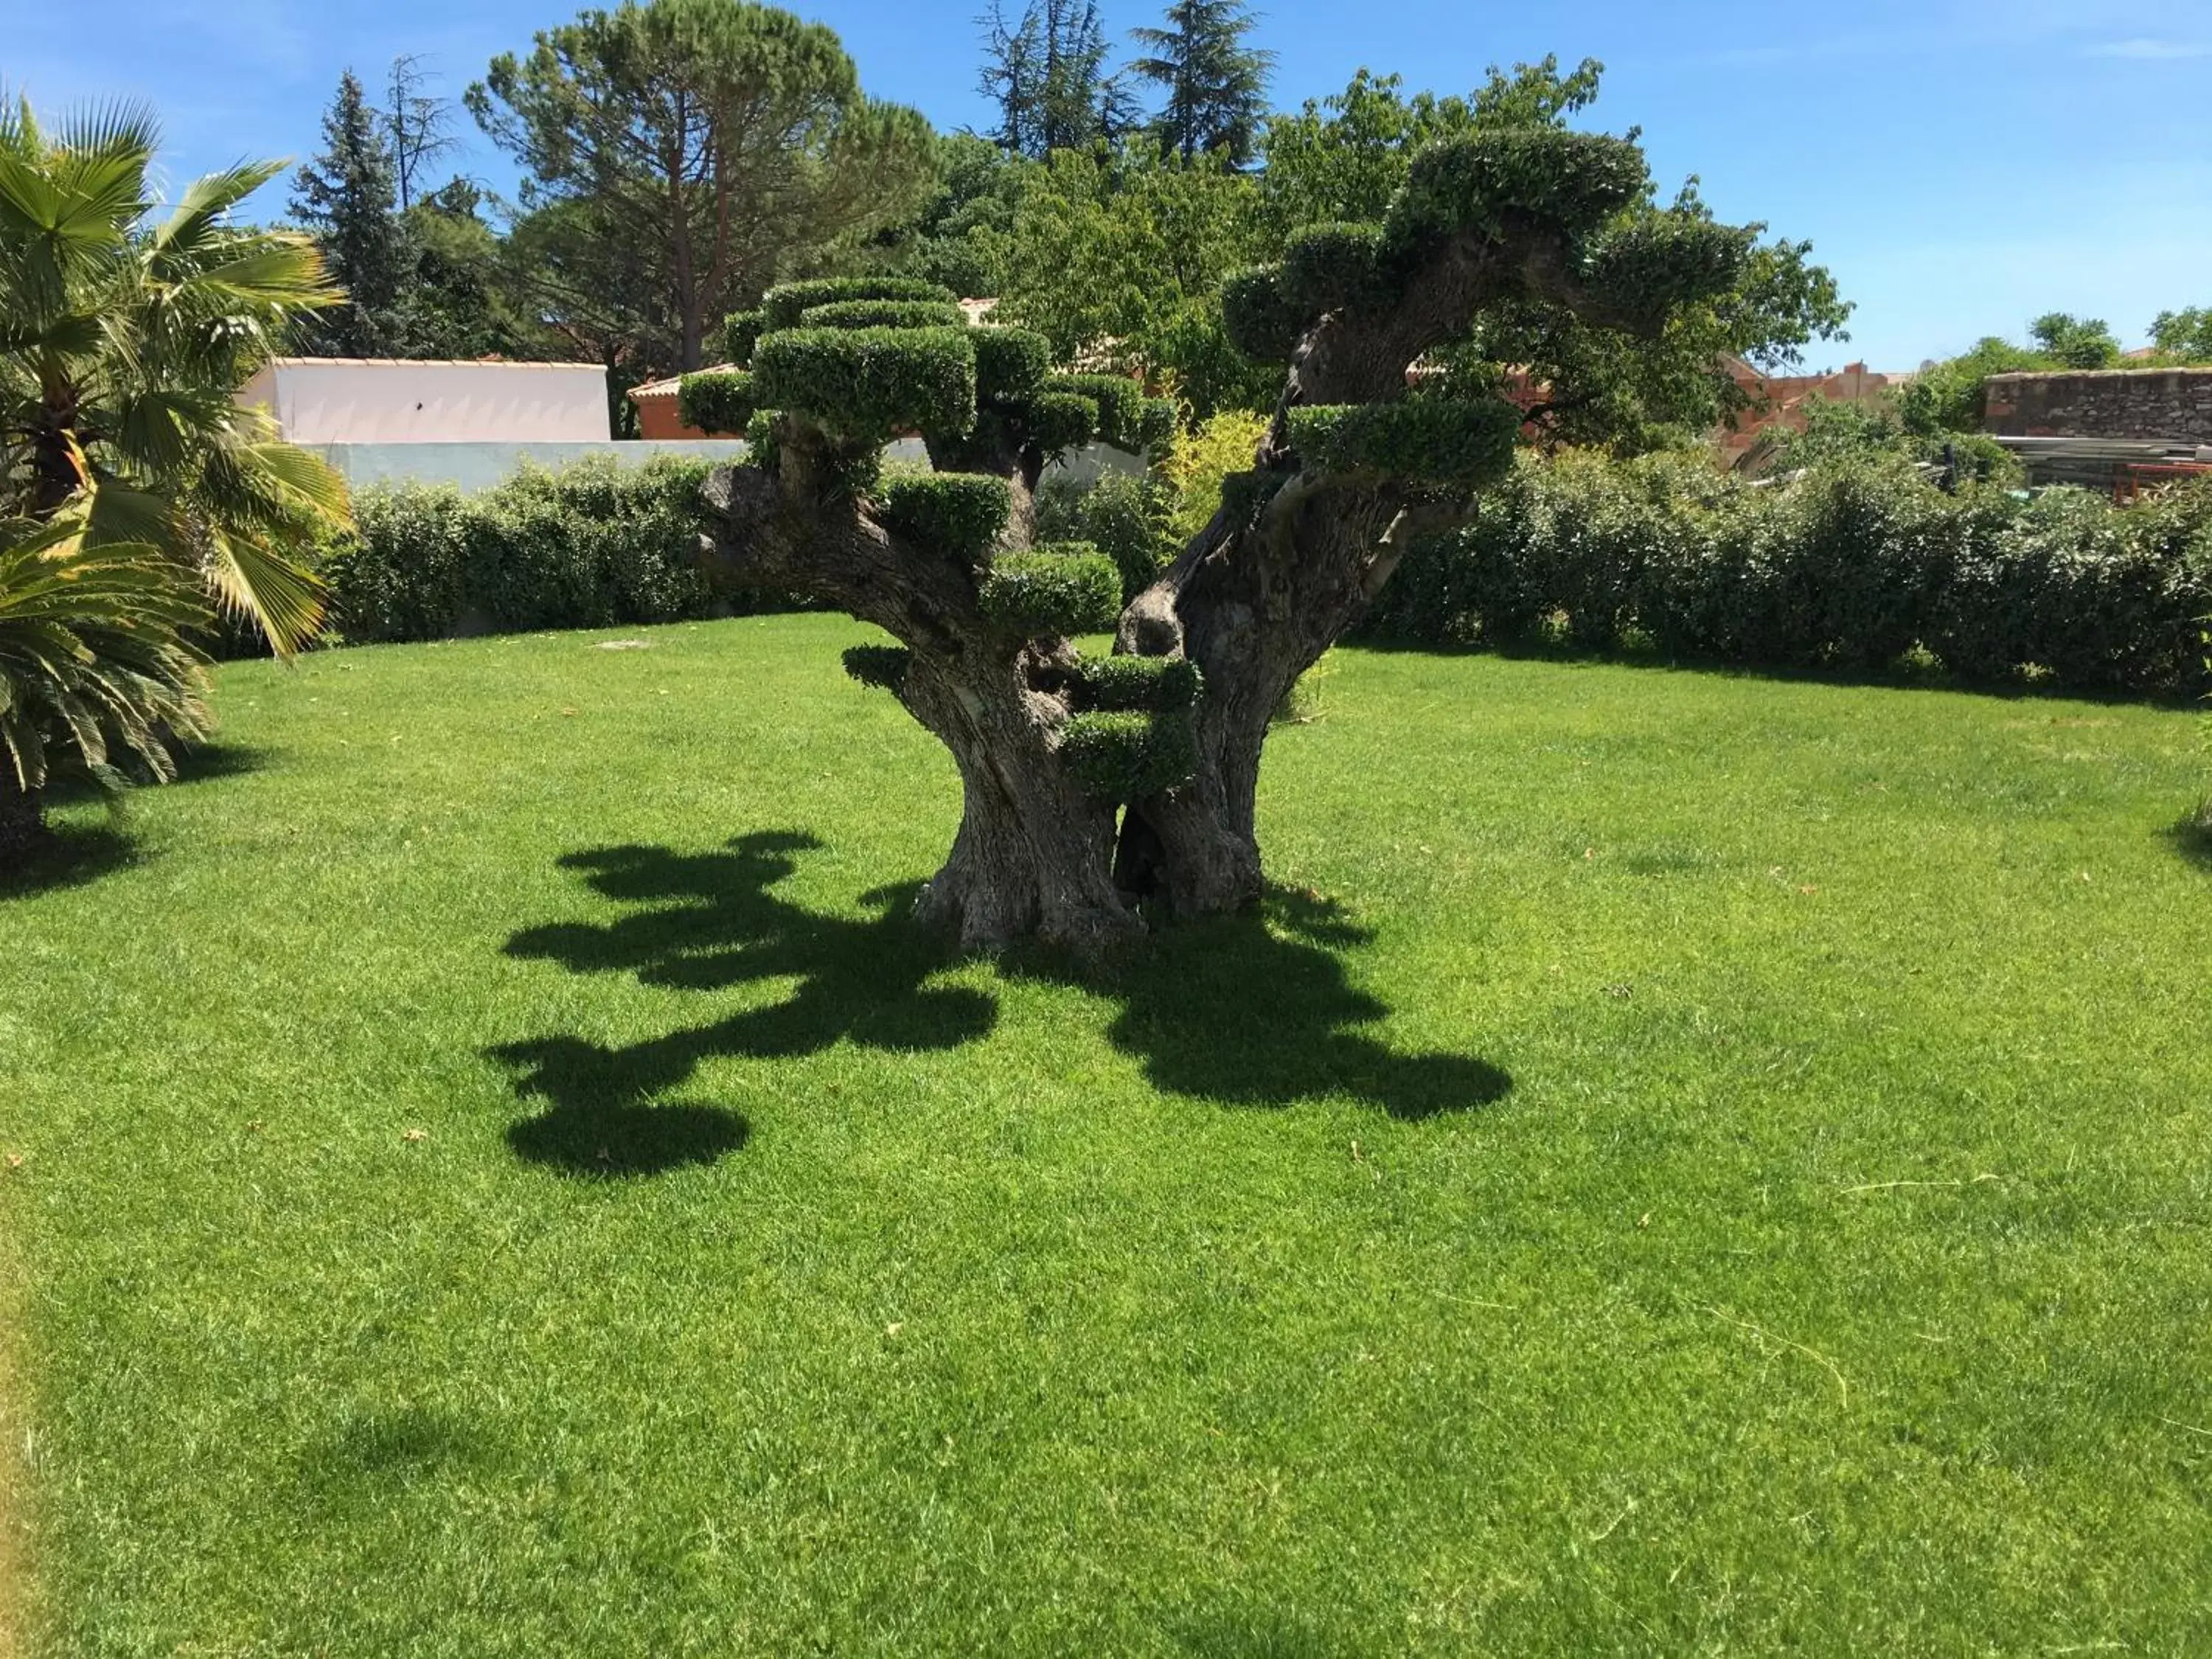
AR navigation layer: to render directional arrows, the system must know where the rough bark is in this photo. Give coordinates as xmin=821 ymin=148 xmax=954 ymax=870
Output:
xmin=703 ymin=425 xmax=1135 ymax=953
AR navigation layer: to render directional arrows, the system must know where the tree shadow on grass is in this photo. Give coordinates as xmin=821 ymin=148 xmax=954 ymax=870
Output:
xmin=1011 ymin=883 xmax=1512 ymax=1121
xmin=490 ymin=832 xmax=995 ymax=1177
xmin=492 ymin=832 xmax=1510 ymax=1176
xmin=0 ymin=823 xmax=141 ymax=898
xmin=2171 ymin=805 xmax=2212 ymax=872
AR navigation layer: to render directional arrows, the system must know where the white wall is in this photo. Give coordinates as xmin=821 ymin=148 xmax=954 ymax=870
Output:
xmin=237 ymin=359 xmax=611 ymax=445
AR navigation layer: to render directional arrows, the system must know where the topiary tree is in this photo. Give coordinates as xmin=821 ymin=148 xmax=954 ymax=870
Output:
xmin=684 ymin=120 xmax=1750 ymax=954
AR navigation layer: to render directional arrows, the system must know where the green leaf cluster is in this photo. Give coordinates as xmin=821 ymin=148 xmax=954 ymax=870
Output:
xmin=876 ymin=473 xmax=1011 ymax=564
xmin=1285 ymin=400 xmax=1522 ymax=489
xmin=801 ymin=299 xmax=968 ymax=331
xmin=977 ymin=545 xmax=1124 ymax=636
xmin=751 ymin=326 xmax=977 ymax=439
xmin=677 ymin=369 xmax=757 ymax=437
xmin=1059 ymin=709 xmax=1200 ymax=799
xmin=1076 ymin=653 xmax=1203 ymax=712
xmin=761 ymin=276 xmax=956 ymax=330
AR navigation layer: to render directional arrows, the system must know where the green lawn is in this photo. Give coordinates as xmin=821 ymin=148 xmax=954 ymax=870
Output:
xmin=2 ymin=614 xmax=2209 ymax=1656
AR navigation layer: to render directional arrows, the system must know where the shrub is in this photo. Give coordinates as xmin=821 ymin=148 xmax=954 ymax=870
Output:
xmin=324 ymin=456 xmax=765 ymax=644
xmin=720 ymin=310 xmax=765 ymax=367
xmin=1220 ymin=265 xmax=1305 ymax=362
xmin=1280 ymin=223 xmax=1391 ymax=313
xmin=1287 ymin=400 xmax=1523 ymax=490
xmin=801 ymin=299 xmax=968 ymax=332
xmin=1043 ymin=374 xmax=1172 ymax=455
xmin=877 ymin=473 xmax=1010 ymax=565
xmin=978 ymin=545 xmax=1123 ymax=636
xmin=751 ymin=327 xmax=976 ymax=440
xmin=1364 ymin=451 xmax=2212 ymax=700
xmin=1037 ymin=470 xmax=1181 ymax=599
xmin=759 ymin=276 xmax=956 ymax=332
xmin=1161 ymin=410 xmax=1271 ymax=541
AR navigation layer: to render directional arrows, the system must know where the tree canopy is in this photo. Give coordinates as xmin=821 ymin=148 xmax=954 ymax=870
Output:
xmin=290 ymin=70 xmax=410 ymax=358
xmin=469 ymin=0 xmax=936 ymax=372
xmin=1127 ymin=0 xmax=1276 ymax=165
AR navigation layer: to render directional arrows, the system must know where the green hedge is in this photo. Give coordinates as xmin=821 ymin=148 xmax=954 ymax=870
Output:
xmin=801 ymin=299 xmax=968 ymax=331
xmin=1221 ymin=265 xmax=1306 ymax=362
xmin=720 ymin=310 xmax=765 ymax=367
xmin=678 ymin=369 xmax=756 ymax=437
xmin=1364 ymin=451 xmax=2212 ymax=698
xmin=760 ymin=276 xmax=956 ymax=332
xmin=978 ymin=545 xmax=1123 ymax=637
xmin=1043 ymin=375 xmax=1174 ymax=455
xmin=751 ymin=326 xmax=976 ymax=440
xmin=877 ymin=473 xmax=1010 ymax=564
xmin=1036 ymin=470 xmax=1181 ymax=600
xmin=971 ymin=327 xmax=1052 ymax=403
xmin=324 ymin=456 xmax=776 ymax=644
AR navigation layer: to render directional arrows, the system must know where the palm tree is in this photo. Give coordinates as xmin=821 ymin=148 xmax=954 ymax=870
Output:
xmin=0 ymin=503 xmax=212 ymax=860
xmin=0 ymin=94 xmax=352 ymax=658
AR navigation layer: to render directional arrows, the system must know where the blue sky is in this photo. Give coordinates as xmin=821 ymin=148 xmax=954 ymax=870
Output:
xmin=10 ymin=0 xmax=2209 ymax=369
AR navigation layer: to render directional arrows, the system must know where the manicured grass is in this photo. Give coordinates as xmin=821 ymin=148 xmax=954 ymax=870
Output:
xmin=2 ymin=614 xmax=2209 ymax=1655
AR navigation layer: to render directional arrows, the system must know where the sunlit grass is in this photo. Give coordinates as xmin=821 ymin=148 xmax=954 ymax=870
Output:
xmin=2 ymin=615 xmax=2208 ymax=1655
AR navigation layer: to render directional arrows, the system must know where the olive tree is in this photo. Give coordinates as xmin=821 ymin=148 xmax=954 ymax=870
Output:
xmin=682 ymin=119 xmax=1750 ymax=955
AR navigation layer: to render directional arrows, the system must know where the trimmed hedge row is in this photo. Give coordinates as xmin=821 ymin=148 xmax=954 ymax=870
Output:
xmin=324 ymin=456 xmax=772 ymax=644
xmin=1364 ymin=451 xmax=2212 ymax=698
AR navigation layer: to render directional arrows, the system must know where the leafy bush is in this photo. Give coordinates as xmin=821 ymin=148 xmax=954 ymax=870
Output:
xmin=1037 ymin=470 xmax=1182 ymax=599
xmin=978 ymin=546 xmax=1123 ymax=636
xmin=1280 ymin=222 xmax=1391 ymax=313
xmin=1076 ymin=652 xmax=1203 ymax=712
xmin=1160 ymin=410 xmax=1271 ymax=540
xmin=751 ymin=327 xmax=976 ymax=440
xmin=877 ymin=473 xmax=1010 ymax=565
xmin=1365 ymin=451 xmax=2212 ymax=698
xmin=678 ymin=370 xmax=757 ymax=437
xmin=1059 ymin=709 xmax=1199 ymax=799
xmin=1220 ymin=265 xmax=1305 ymax=362
xmin=1043 ymin=374 xmax=1172 ymax=455
xmin=720 ymin=310 xmax=765 ymax=368
xmin=325 ymin=456 xmax=764 ymax=644
xmin=801 ymin=299 xmax=968 ymax=331
xmin=760 ymin=276 xmax=957 ymax=332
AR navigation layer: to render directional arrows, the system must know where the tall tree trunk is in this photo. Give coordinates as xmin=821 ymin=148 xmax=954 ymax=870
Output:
xmin=900 ymin=650 xmax=1136 ymax=954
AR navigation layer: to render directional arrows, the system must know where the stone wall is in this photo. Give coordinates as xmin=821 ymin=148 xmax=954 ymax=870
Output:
xmin=1983 ymin=369 xmax=2212 ymax=442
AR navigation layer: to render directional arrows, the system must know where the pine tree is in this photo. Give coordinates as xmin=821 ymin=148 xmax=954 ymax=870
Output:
xmin=291 ymin=70 xmax=411 ymax=356
xmin=1128 ymin=0 xmax=1275 ymax=164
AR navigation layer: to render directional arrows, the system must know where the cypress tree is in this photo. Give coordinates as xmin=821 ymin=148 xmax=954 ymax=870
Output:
xmin=291 ymin=70 xmax=411 ymax=356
